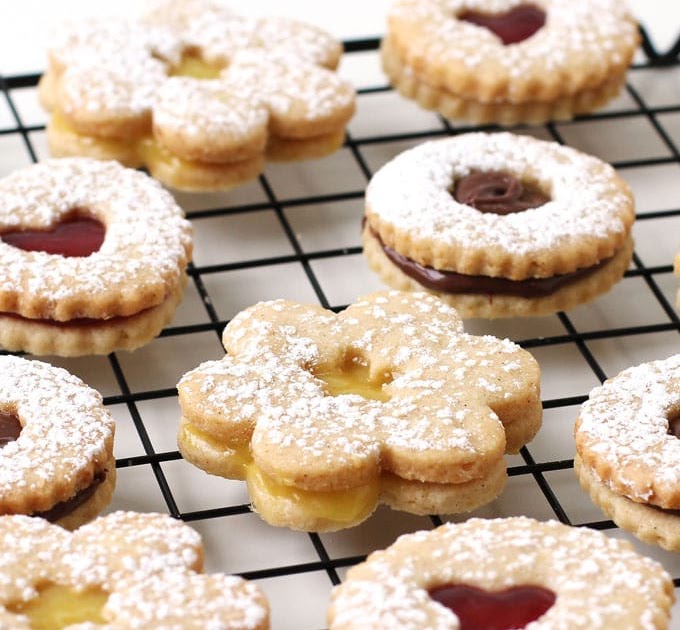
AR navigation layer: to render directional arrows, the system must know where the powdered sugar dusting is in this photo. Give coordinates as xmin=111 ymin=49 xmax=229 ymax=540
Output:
xmin=0 ymin=157 xmax=192 ymax=320
xmin=329 ymin=517 xmax=673 ymax=630
xmin=0 ymin=355 xmax=113 ymax=510
xmin=366 ymin=133 xmax=633 ymax=268
xmin=575 ymin=354 xmax=680 ymax=507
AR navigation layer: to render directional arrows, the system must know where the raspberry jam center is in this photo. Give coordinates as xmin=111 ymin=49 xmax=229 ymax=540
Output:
xmin=459 ymin=4 xmax=546 ymax=45
xmin=0 ymin=411 xmax=22 ymax=447
xmin=1 ymin=213 xmax=105 ymax=257
xmin=429 ymin=583 xmax=556 ymax=630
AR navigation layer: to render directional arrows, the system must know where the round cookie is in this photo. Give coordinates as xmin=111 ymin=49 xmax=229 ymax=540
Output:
xmin=382 ymin=0 xmax=640 ymax=125
xmin=0 ymin=511 xmax=269 ymax=629
xmin=574 ymin=353 xmax=680 ymax=551
xmin=363 ymin=132 xmax=635 ymax=318
xmin=0 ymin=157 xmax=193 ymax=356
xmin=38 ymin=0 xmax=355 ymax=192
xmin=177 ymin=290 xmax=542 ymax=532
xmin=0 ymin=355 xmax=115 ymax=530
xmin=328 ymin=517 xmax=674 ymax=629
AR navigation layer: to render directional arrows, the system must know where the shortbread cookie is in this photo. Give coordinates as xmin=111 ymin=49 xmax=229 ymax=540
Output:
xmin=328 ymin=516 xmax=674 ymax=629
xmin=0 ymin=158 xmax=193 ymax=356
xmin=177 ymin=290 xmax=541 ymax=532
xmin=382 ymin=0 xmax=639 ymax=125
xmin=0 ymin=511 xmax=269 ymax=629
xmin=575 ymin=354 xmax=680 ymax=551
xmin=675 ymin=251 xmax=680 ymax=307
xmin=38 ymin=0 xmax=355 ymax=192
xmin=363 ymin=132 xmax=635 ymax=318
xmin=0 ymin=355 xmax=115 ymax=530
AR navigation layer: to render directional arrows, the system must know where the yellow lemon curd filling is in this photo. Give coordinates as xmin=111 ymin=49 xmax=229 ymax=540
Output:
xmin=187 ymin=360 xmax=390 ymax=524
xmin=169 ymin=50 xmax=223 ymax=80
xmin=8 ymin=583 xmax=108 ymax=629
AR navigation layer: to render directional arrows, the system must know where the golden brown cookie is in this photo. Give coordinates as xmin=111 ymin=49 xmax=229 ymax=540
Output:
xmin=382 ymin=0 xmax=640 ymax=125
xmin=0 ymin=158 xmax=193 ymax=356
xmin=363 ymin=132 xmax=635 ymax=318
xmin=39 ymin=0 xmax=355 ymax=192
xmin=177 ymin=290 xmax=541 ymax=532
xmin=0 ymin=355 xmax=115 ymax=530
xmin=674 ymin=251 xmax=680 ymax=308
xmin=328 ymin=516 xmax=674 ymax=629
xmin=0 ymin=511 xmax=269 ymax=629
xmin=575 ymin=353 xmax=680 ymax=551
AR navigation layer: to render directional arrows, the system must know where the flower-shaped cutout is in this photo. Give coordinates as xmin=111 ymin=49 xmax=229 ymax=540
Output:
xmin=0 ymin=511 xmax=269 ymax=629
xmin=39 ymin=0 xmax=356 ymax=191
xmin=178 ymin=291 xmax=542 ymax=532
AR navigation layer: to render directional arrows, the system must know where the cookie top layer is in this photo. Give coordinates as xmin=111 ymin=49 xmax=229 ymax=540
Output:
xmin=0 ymin=158 xmax=192 ymax=321
xmin=386 ymin=0 xmax=639 ymax=103
xmin=575 ymin=354 xmax=680 ymax=509
xmin=365 ymin=132 xmax=634 ymax=279
xmin=328 ymin=517 xmax=673 ymax=630
xmin=178 ymin=290 xmax=540 ymax=491
xmin=0 ymin=355 xmax=114 ymax=514
xmin=0 ymin=511 xmax=269 ymax=629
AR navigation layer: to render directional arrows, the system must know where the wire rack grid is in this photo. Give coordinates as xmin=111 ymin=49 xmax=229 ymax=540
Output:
xmin=1 ymin=24 xmax=680 ymax=630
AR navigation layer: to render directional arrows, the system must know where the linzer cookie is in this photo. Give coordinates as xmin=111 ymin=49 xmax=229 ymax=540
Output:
xmin=0 ymin=511 xmax=269 ymax=628
xmin=0 ymin=355 xmax=115 ymax=530
xmin=382 ymin=0 xmax=639 ymax=125
xmin=0 ymin=158 xmax=192 ymax=356
xmin=177 ymin=291 xmax=541 ymax=532
xmin=38 ymin=0 xmax=355 ymax=192
xmin=575 ymin=354 xmax=680 ymax=551
xmin=675 ymin=251 xmax=680 ymax=307
xmin=363 ymin=132 xmax=635 ymax=318
xmin=328 ymin=517 xmax=674 ymax=629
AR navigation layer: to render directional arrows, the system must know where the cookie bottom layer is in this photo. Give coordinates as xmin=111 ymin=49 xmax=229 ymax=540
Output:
xmin=381 ymin=37 xmax=627 ymax=126
xmin=0 ymin=277 xmax=186 ymax=356
xmin=179 ymin=417 xmax=507 ymax=532
xmin=362 ymin=226 xmax=634 ymax=318
xmin=45 ymin=110 xmax=346 ymax=192
xmin=575 ymin=454 xmax=680 ymax=552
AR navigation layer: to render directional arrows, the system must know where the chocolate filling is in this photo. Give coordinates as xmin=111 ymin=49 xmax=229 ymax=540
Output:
xmin=452 ymin=171 xmax=550 ymax=214
xmin=373 ymin=229 xmax=609 ymax=298
xmin=0 ymin=411 xmax=22 ymax=447
xmin=667 ymin=411 xmax=680 ymax=439
xmin=34 ymin=470 xmax=107 ymax=523
xmin=459 ymin=4 xmax=547 ymax=45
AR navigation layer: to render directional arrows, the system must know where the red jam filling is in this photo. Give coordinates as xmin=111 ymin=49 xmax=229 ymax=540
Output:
xmin=458 ymin=4 xmax=546 ymax=45
xmin=1 ymin=213 xmax=105 ymax=257
xmin=452 ymin=171 xmax=549 ymax=215
xmin=0 ymin=411 xmax=21 ymax=447
xmin=429 ymin=583 xmax=556 ymax=630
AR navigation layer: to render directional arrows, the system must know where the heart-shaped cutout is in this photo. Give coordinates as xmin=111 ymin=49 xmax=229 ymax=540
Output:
xmin=459 ymin=4 xmax=546 ymax=45
xmin=429 ymin=583 xmax=556 ymax=630
xmin=1 ymin=214 xmax=105 ymax=257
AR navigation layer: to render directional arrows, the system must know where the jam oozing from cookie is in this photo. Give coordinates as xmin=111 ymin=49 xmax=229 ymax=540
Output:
xmin=1 ymin=213 xmax=105 ymax=257
xmin=428 ymin=583 xmax=556 ymax=630
xmin=458 ymin=5 xmax=547 ymax=45
xmin=452 ymin=171 xmax=550 ymax=215
xmin=170 ymin=48 xmax=223 ymax=79
xmin=7 ymin=583 xmax=108 ymax=629
xmin=0 ymin=410 xmax=22 ymax=447
xmin=314 ymin=357 xmax=392 ymax=402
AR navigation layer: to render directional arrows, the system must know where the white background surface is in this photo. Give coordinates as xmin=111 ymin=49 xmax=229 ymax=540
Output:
xmin=1 ymin=1 xmax=680 ymax=629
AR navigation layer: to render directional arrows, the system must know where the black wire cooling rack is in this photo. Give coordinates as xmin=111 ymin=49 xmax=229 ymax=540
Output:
xmin=1 ymin=24 xmax=680 ymax=629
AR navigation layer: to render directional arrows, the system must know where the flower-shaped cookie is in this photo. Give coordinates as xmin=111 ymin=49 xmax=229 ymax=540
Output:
xmin=0 ymin=511 xmax=269 ymax=629
xmin=39 ymin=0 xmax=356 ymax=191
xmin=177 ymin=291 xmax=542 ymax=532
